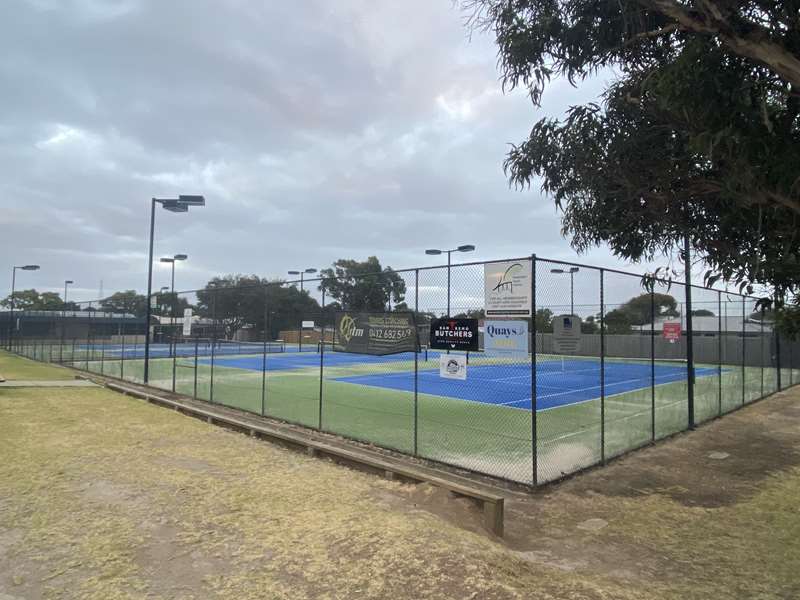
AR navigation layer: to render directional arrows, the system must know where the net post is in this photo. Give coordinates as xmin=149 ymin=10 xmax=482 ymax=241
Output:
xmin=531 ymin=254 xmax=538 ymax=485
xmin=100 ymin=337 xmax=105 ymax=375
xmin=414 ymin=268 xmax=419 ymax=457
xmin=318 ymin=287 xmax=325 ymax=430
xmin=600 ymin=268 xmax=605 ymax=464
xmin=650 ymin=287 xmax=655 ymax=441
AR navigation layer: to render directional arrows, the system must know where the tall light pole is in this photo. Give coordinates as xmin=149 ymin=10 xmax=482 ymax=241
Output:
xmin=551 ymin=267 xmax=580 ymax=315
xmin=144 ymin=195 xmax=205 ymax=383
xmin=63 ymin=280 xmax=74 ymax=309
xmin=160 ymin=254 xmax=187 ymax=341
xmin=288 ymin=268 xmax=317 ymax=293
xmin=8 ymin=264 xmax=40 ymax=349
xmin=424 ymin=245 xmax=475 ymax=317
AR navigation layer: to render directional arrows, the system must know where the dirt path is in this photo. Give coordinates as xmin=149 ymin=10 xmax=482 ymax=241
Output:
xmin=1 ymin=383 xmax=799 ymax=599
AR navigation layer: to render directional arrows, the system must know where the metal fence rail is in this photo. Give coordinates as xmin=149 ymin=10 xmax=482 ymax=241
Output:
xmin=2 ymin=255 xmax=798 ymax=486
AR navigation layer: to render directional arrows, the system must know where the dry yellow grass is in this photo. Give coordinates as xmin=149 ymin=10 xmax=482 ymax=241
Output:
xmin=0 ymin=386 xmax=650 ymax=600
xmin=1 ymin=382 xmax=799 ymax=599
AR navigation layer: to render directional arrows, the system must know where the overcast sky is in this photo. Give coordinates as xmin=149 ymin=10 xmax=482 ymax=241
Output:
xmin=0 ymin=0 xmax=668 ymax=307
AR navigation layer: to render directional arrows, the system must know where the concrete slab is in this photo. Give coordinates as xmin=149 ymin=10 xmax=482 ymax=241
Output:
xmin=0 ymin=379 xmax=99 ymax=388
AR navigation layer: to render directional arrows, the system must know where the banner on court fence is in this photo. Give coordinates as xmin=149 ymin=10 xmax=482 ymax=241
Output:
xmin=182 ymin=308 xmax=193 ymax=336
xmin=429 ymin=318 xmax=479 ymax=351
xmin=484 ymin=260 xmax=532 ymax=317
xmin=553 ymin=314 xmax=582 ymax=354
xmin=302 ymin=320 xmax=315 ymax=329
xmin=484 ymin=319 xmax=528 ymax=356
xmin=663 ymin=322 xmax=681 ymax=343
xmin=439 ymin=354 xmax=467 ymax=380
xmin=335 ymin=312 xmax=417 ymax=355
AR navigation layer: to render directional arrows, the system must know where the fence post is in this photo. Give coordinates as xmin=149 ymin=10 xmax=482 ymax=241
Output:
xmin=210 ymin=292 xmax=217 ymax=403
xmin=318 ymin=287 xmax=325 ymax=430
xmin=760 ymin=307 xmax=765 ymax=397
xmin=531 ymin=255 xmax=538 ymax=485
xmin=261 ymin=285 xmax=268 ymax=417
xmin=650 ymin=288 xmax=655 ymax=441
xmin=741 ymin=297 xmax=746 ymax=405
xmin=772 ymin=323 xmax=783 ymax=391
xmin=718 ymin=291 xmax=722 ymax=415
xmin=683 ymin=240 xmax=695 ymax=429
xmin=414 ymin=268 xmax=419 ymax=457
xmin=172 ymin=333 xmax=177 ymax=392
xmin=193 ymin=337 xmax=199 ymax=399
xmin=600 ymin=268 xmax=605 ymax=463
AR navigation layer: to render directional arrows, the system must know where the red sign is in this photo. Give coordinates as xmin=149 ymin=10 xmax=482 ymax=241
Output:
xmin=662 ymin=322 xmax=682 ymax=342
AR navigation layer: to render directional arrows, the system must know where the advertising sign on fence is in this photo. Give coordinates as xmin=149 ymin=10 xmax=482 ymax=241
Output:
xmin=182 ymin=308 xmax=193 ymax=336
xmin=485 ymin=260 xmax=532 ymax=317
xmin=553 ymin=314 xmax=582 ymax=354
xmin=429 ymin=318 xmax=479 ymax=351
xmin=335 ymin=312 xmax=417 ymax=355
xmin=439 ymin=354 xmax=467 ymax=380
xmin=301 ymin=320 xmax=315 ymax=329
xmin=662 ymin=322 xmax=682 ymax=343
xmin=484 ymin=320 xmax=528 ymax=357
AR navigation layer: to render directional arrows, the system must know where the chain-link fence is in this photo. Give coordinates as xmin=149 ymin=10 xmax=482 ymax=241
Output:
xmin=2 ymin=255 xmax=797 ymax=486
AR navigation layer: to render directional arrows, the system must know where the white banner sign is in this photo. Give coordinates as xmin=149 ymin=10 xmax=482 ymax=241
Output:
xmin=182 ymin=308 xmax=193 ymax=336
xmin=484 ymin=320 xmax=528 ymax=356
xmin=439 ymin=354 xmax=467 ymax=380
xmin=484 ymin=260 xmax=532 ymax=317
xmin=302 ymin=320 xmax=315 ymax=329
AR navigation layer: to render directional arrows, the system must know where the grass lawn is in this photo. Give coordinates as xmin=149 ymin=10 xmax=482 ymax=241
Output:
xmin=0 ymin=350 xmax=75 ymax=381
xmin=1 ymin=383 xmax=799 ymax=598
xmin=10 ymin=340 xmax=798 ymax=485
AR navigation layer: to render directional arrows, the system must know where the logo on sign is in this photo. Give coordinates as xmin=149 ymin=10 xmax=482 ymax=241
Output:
xmin=491 ymin=262 xmax=524 ymax=294
xmin=339 ymin=314 xmax=364 ymax=343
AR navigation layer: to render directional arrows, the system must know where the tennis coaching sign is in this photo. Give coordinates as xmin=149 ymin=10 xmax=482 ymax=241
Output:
xmin=429 ymin=318 xmax=479 ymax=351
xmin=335 ymin=312 xmax=417 ymax=355
xmin=485 ymin=260 xmax=532 ymax=317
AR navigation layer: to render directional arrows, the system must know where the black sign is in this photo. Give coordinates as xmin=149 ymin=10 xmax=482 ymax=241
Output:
xmin=334 ymin=312 xmax=418 ymax=356
xmin=429 ymin=318 xmax=479 ymax=351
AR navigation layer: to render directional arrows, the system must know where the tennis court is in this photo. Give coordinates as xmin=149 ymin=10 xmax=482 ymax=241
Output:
xmin=205 ymin=350 xmax=718 ymax=411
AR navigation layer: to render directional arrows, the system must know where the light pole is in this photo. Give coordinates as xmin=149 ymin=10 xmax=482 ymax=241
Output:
xmin=425 ymin=245 xmax=475 ymax=317
xmin=550 ymin=267 xmax=580 ymax=315
xmin=63 ymin=280 xmax=74 ymax=309
xmin=160 ymin=254 xmax=187 ymax=345
xmin=288 ymin=268 xmax=317 ymax=352
xmin=288 ymin=268 xmax=317 ymax=293
xmin=144 ymin=195 xmax=205 ymax=383
xmin=8 ymin=264 xmax=40 ymax=349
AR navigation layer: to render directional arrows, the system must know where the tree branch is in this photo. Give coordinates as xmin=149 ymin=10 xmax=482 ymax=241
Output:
xmin=638 ymin=0 xmax=800 ymax=89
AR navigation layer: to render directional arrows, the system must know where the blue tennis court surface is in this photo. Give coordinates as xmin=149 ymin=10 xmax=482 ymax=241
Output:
xmin=335 ymin=360 xmax=720 ymax=411
xmin=201 ymin=351 xmax=422 ymax=371
xmin=203 ymin=351 xmax=719 ymax=412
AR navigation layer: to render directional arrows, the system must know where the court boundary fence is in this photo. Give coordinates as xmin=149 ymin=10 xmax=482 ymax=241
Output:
xmin=2 ymin=254 xmax=798 ymax=487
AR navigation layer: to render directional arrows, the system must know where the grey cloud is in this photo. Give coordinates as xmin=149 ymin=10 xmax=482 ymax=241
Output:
xmin=1 ymin=0 xmax=653 ymax=303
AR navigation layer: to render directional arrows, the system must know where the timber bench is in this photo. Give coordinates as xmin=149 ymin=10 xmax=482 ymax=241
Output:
xmin=103 ymin=379 xmax=506 ymax=536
